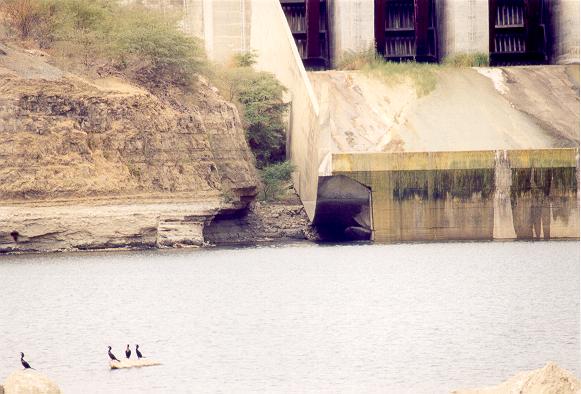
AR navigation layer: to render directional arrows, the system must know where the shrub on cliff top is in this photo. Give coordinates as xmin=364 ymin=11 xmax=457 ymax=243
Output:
xmin=1 ymin=0 xmax=206 ymax=87
xmin=108 ymin=6 xmax=205 ymax=86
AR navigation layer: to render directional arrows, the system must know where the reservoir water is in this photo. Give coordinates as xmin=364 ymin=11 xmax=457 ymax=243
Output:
xmin=0 ymin=241 xmax=578 ymax=393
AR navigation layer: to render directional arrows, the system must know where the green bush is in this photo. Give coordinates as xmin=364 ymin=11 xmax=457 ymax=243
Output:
xmin=237 ymin=70 xmax=288 ymax=167
xmin=109 ymin=7 xmax=205 ymax=86
xmin=261 ymin=160 xmax=295 ymax=201
xmin=214 ymin=52 xmax=288 ymax=168
xmin=232 ymin=50 xmax=258 ymax=67
xmin=1 ymin=0 xmax=206 ymax=87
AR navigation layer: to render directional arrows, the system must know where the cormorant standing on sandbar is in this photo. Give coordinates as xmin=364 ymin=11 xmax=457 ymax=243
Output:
xmin=108 ymin=346 xmax=120 ymax=362
xmin=20 ymin=352 xmax=34 ymax=370
xmin=135 ymin=344 xmax=143 ymax=359
xmin=125 ymin=344 xmax=131 ymax=359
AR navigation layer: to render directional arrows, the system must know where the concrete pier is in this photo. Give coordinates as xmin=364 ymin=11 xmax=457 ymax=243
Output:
xmin=328 ymin=0 xmax=375 ymax=66
xmin=436 ymin=0 xmax=490 ymax=60
xmin=551 ymin=0 xmax=581 ymax=64
xmin=332 ymin=149 xmax=579 ymax=242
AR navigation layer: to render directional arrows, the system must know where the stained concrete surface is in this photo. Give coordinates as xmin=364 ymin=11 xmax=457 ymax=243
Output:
xmin=309 ymin=66 xmax=579 ymax=156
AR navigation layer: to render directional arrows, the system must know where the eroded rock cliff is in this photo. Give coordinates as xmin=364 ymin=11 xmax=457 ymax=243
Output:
xmin=0 ymin=43 xmax=259 ymax=252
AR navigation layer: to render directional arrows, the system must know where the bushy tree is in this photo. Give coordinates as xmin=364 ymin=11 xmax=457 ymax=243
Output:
xmin=216 ymin=52 xmax=288 ymax=168
xmin=261 ymin=160 xmax=294 ymax=201
xmin=110 ymin=7 xmax=205 ymax=86
xmin=1 ymin=0 xmax=206 ymax=87
xmin=237 ymin=70 xmax=287 ymax=167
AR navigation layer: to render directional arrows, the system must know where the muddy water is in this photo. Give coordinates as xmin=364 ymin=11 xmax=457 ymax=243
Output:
xmin=0 ymin=241 xmax=578 ymax=393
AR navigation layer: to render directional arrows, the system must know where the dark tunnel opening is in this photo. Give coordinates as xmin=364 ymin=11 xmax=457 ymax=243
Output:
xmin=313 ymin=175 xmax=372 ymax=241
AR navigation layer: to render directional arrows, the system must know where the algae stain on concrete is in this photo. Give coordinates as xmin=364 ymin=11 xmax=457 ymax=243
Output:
xmin=329 ymin=149 xmax=579 ymax=243
xmin=510 ymin=166 xmax=578 ymax=240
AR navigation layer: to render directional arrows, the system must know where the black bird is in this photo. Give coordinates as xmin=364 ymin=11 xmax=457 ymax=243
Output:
xmin=20 ymin=352 xmax=34 ymax=370
xmin=125 ymin=344 xmax=131 ymax=359
xmin=135 ymin=344 xmax=143 ymax=359
xmin=108 ymin=346 xmax=120 ymax=362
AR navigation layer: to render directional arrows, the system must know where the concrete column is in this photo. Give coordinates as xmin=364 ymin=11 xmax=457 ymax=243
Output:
xmin=552 ymin=0 xmax=580 ymax=64
xmin=181 ymin=0 xmax=205 ymax=39
xmin=328 ymin=0 xmax=375 ymax=67
xmin=437 ymin=0 xmax=489 ymax=60
xmin=199 ymin=0 xmax=251 ymax=63
xmin=202 ymin=0 xmax=215 ymax=59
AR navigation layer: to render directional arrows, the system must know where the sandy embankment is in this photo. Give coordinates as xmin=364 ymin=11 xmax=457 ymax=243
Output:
xmin=2 ymin=370 xmax=61 ymax=394
xmin=452 ymin=362 xmax=581 ymax=394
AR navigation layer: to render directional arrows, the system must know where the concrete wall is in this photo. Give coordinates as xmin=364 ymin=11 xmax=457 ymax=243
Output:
xmin=436 ymin=0 xmax=490 ymax=60
xmin=200 ymin=0 xmax=251 ymax=62
xmin=327 ymin=0 xmax=579 ymax=63
xmin=552 ymin=0 xmax=580 ymax=64
xmin=328 ymin=0 xmax=375 ymax=66
xmin=249 ymin=0 xmax=323 ymax=219
xmin=332 ymin=149 xmax=579 ymax=242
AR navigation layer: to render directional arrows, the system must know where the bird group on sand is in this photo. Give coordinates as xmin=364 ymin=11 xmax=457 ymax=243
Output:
xmin=108 ymin=345 xmax=144 ymax=362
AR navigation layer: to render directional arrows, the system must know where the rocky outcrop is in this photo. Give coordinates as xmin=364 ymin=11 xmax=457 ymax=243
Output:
xmin=0 ymin=43 xmax=259 ymax=253
xmin=3 ymin=370 xmax=61 ymax=394
xmin=204 ymin=201 xmax=318 ymax=245
xmin=0 ymin=44 xmax=257 ymax=201
xmin=0 ymin=201 xmax=221 ymax=252
xmin=452 ymin=362 xmax=581 ymax=394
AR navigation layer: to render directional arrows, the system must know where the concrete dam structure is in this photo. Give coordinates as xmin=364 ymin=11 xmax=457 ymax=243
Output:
xmin=135 ymin=0 xmax=579 ymax=242
xmin=310 ymin=66 xmax=579 ymax=241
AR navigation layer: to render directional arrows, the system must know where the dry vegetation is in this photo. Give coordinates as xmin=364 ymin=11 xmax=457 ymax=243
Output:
xmin=0 ymin=0 xmax=206 ymax=89
xmin=337 ymin=47 xmax=489 ymax=97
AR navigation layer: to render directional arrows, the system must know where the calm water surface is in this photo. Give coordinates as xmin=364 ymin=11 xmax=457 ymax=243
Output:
xmin=0 ymin=242 xmax=578 ymax=393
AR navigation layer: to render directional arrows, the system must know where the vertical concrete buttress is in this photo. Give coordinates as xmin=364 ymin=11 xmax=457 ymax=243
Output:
xmin=493 ymin=150 xmax=517 ymax=239
xmin=437 ymin=0 xmax=489 ymax=60
xmin=552 ymin=0 xmax=580 ymax=64
xmin=328 ymin=0 xmax=375 ymax=66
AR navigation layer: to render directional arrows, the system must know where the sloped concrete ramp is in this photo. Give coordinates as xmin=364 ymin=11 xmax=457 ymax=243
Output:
xmin=310 ymin=65 xmax=579 ymax=157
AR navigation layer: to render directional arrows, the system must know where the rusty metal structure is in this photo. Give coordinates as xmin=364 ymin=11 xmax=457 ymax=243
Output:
xmin=280 ymin=0 xmax=330 ymax=69
xmin=489 ymin=0 xmax=549 ymax=65
xmin=374 ymin=0 xmax=438 ymax=62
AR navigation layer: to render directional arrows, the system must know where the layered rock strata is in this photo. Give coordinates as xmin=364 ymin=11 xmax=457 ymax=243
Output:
xmin=0 ymin=44 xmax=259 ymax=253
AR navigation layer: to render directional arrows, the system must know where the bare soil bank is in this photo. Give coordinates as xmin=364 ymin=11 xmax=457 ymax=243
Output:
xmin=452 ymin=362 xmax=580 ymax=394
